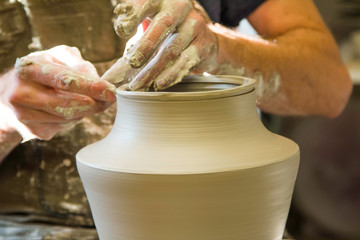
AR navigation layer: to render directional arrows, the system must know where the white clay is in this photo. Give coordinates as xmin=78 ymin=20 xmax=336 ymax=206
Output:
xmin=55 ymin=105 xmax=91 ymax=119
xmin=76 ymin=75 xmax=299 ymax=240
xmin=217 ymin=62 xmax=246 ymax=76
xmin=254 ymin=71 xmax=282 ymax=99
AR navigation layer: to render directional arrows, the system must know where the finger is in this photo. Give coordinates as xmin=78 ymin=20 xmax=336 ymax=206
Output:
xmin=71 ymin=60 xmax=99 ymax=78
xmin=128 ymin=0 xmax=193 ymax=68
xmin=153 ymin=44 xmax=201 ymax=90
xmin=101 ymin=58 xmax=132 ymax=85
xmin=21 ymin=52 xmax=66 ymax=67
xmin=128 ymin=12 xmax=200 ymax=90
xmin=46 ymin=45 xmax=84 ymax=64
xmin=113 ymin=0 xmax=162 ymax=38
xmin=46 ymin=45 xmax=100 ymax=77
xmin=23 ymin=122 xmax=67 ymax=141
xmin=12 ymin=105 xmax=80 ymax=123
xmin=20 ymin=47 xmax=99 ymax=78
xmin=10 ymin=80 xmax=109 ymax=120
xmin=15 ymin=57 xmax=116 ymax=102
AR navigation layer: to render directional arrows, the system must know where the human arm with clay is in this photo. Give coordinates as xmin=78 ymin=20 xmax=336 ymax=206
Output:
xmin=103 ymin=0 xmax=352 ymax=118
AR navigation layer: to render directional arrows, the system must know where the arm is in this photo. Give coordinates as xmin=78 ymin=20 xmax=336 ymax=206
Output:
xmin=0 ymin=46 xmax=116 ymax=163
xmin=213 ymin=0 xmax=352 ymax=117
xmin=103 ymin=0 xmax=352 ymax=118
xmin=0 ymin=70 xmax=23 ymax=163
xmin=0 ymin=124 xmax=22 ymax=163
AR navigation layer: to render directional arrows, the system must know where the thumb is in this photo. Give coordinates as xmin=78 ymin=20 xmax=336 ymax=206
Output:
xmin=113 ymin=0 xmax=162 ymax=38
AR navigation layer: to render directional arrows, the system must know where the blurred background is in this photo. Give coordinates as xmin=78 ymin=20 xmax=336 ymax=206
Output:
xmin=260 ymin=0 xmax=360 ymax=239
xmin=1 ymin=0 xmax=358 ymax=239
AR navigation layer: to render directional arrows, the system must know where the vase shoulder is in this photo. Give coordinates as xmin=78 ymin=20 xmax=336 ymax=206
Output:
xmin=77 ymin=132 xmax=299 ymax=174
xmin=77 ymin=75 xmax=299 ymax=174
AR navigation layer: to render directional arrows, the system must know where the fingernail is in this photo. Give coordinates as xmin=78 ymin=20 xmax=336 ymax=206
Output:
xmin=101 ymin=58 xmax=130 ymax=84
xmin=114 ymin=20 xmax=126 ymax=38
xmin=113 ymin=3 xmax=133 ymax=15
xmin=103 ymin=85 xmax=116 ymax=101
xmin=129 ymin=51 xmax=145 ymax=68
xmin=154 ymin=78 xmax=168 ymax=90
xmin=129 ymin=80 xmax=141 ymax=91
xmin=14 ymin=58 xmax=35 ymax=78
xmin=114 ymin=17 xmax=138 ymax=38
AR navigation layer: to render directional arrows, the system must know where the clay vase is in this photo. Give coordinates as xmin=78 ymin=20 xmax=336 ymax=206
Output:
xmin=76 ymin=75 xmax=300 ymax=240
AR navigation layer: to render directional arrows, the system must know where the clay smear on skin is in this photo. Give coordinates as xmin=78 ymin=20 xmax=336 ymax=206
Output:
xmin=254 ymin=71 xmax=282 ymax=99
xmin=16 ymin=58 xmax=101 ymax=88
xmin=155 ymin=45 xmax=200 ymax=90
xmin=128 ymin=14 xmax=173 ymax=67
xmin=114 ymin=0 xmax=161 ymax=38
xmin=127 ymin=17 xmax=200 ymax=90
xmin=114 ymin=3 xmax=139 ymax=38
xmin=52 ymin=68 xmax=103 ymax=89
xmin=15 ymin=58 xmax=98 ymax=119
xmin=216 ymin=62 xmax=245 ymax=76
xmin=110 ymin=0 xmax=196 ymax=89
xmin=18 ymin=57 xmax=115 ymax=96
xmin=55 ymin=105 xmax=91 ymax=119
xmin=14 ymin=58 xmax=34 ymax=78
xmin=155 ymin=18 xmax=200 ymax=89
xmin=128 ymin=0 xmax=193 ymax=67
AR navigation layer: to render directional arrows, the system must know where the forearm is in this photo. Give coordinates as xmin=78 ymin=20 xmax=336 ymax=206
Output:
xmin=210 ymin=23 xmax=352 ymax=117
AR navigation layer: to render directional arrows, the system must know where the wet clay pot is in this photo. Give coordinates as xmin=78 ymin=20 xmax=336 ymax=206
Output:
xmin=76 ymin=75 xmax=300 ymax=240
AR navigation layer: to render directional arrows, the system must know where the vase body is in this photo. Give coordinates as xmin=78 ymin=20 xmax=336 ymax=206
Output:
xmin=76 ymin=75 xmax=300 ymax=240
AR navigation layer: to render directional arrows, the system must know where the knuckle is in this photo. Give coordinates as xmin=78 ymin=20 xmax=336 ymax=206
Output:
xmin=14 ymin=110 xmax=27 ymax=122
xmin=54 ymin=105 xmax=89 ymax=120
xmin=87 ymin=80 xmax=100 ymax=96
xmin=195 ymin=16 xmax=206 ymax=29
xmin=53 ymin=70 xmax=80 ymax=89
xmin=33 ymin=126 xmax=57 ymax=141
xmin=66 ymin=46 xmax=82 ymax=58
xmin=154 ymin=14 xmax=175 ymax=29
xmin=167 ymin=45 xmax=182 ymax=58
xmin=14 ymin=57 xmax=34 ymax=79
xmin=150 ymin=67 xmax=161 ymax=78
xmin=8 ymin=93 xmax=19 ymax=105
xmin=8 ymin=88 xmax=25 ymax=105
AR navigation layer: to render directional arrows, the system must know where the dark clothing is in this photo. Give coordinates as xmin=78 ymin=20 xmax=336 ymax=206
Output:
xmin=198 ymin=0 xmax=266 ymax=27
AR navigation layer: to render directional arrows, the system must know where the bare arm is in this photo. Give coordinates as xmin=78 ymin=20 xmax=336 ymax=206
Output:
xmin=213 ymin=0 xmax=352 ymax=117
xmin=103 ymin=0 xmax=352 ymax=118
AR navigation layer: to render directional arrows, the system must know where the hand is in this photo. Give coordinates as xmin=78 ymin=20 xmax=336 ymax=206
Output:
xmin=0 ymin=45 xmax=116 ymax=140
xmin=102 ymin=0 xmax=218 ymax=91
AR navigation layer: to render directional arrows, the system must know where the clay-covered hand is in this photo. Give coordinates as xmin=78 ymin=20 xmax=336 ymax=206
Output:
xmin=0 ymin=45 xmax=116 ymax=140
xmin=102 ymin=0 xmax=218 ymax=91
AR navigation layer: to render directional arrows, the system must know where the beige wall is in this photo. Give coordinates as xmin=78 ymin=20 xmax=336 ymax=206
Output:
xmin=314 ymin=0 xmax=360 ymax=42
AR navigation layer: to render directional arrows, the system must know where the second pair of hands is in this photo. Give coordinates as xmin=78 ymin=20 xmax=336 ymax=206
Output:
xmin=0 ymin=0 xmax=217 ymax=141
xmin=102 ymin=0 xmax=218 ymax=91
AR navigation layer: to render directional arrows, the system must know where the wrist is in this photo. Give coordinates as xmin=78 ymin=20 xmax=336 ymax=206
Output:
xmin=0 ymin=100 xmax=22 ymax=162
xmin=209 ymin=24 xmax=238 ymax=62
xmin=0 ymin=127 xmax=22 ymax=163
xmin=209 ymin=23 xmax=270 ymax=77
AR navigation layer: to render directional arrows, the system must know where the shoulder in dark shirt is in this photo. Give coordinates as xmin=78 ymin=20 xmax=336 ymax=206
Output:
xmin=197 ymin=0 xmax=266 ymax=27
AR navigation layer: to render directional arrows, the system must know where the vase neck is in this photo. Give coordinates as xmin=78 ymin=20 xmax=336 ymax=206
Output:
xmin=110 ymin=91 xmax=266 ymax=142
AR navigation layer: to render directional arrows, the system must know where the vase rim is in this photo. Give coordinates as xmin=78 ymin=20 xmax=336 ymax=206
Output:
xmin=116 ymin=75 xmax=255 ymax=101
